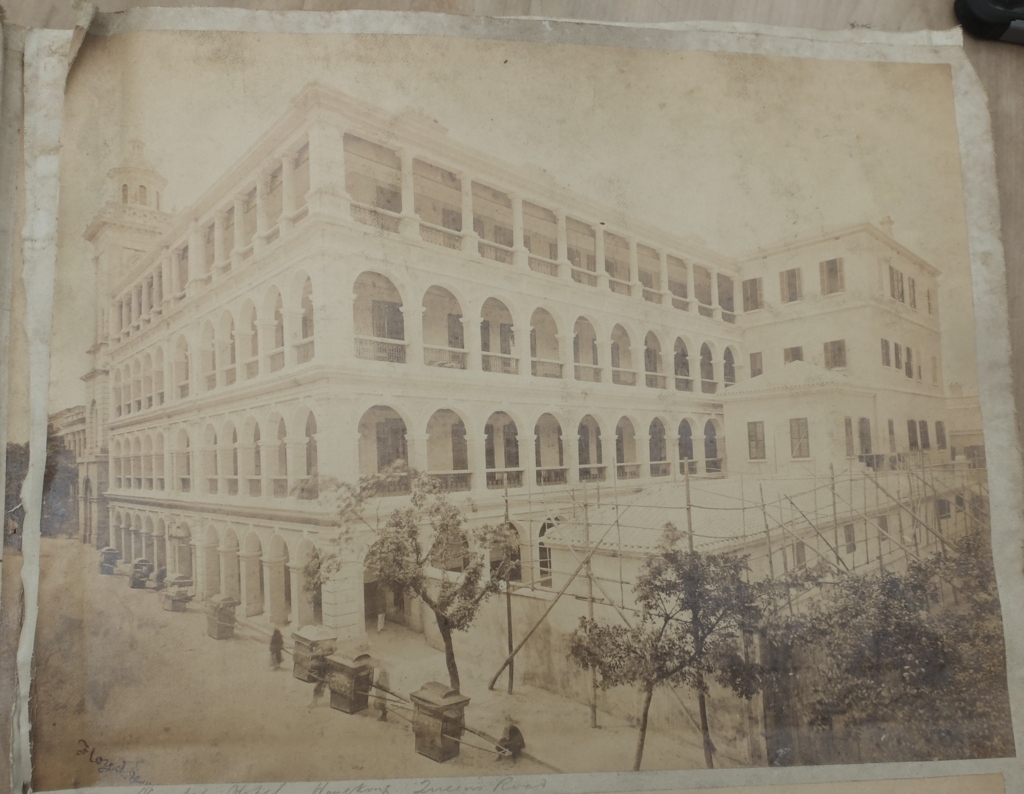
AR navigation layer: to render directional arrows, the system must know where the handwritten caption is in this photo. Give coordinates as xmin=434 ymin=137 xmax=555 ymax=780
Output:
xmin=76 ymin=739 xmax=152 ymax=786
xmin=126 ymin=778 xmax=549 ymax=794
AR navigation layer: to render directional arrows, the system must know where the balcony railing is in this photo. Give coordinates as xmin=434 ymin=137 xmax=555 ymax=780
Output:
xmin=479 ymin=241 xmax=514 ymax=265
xmin=296 ymin=477 xmax=319 ymax=500
xmin=609 ymin=279 xmax=631 ymax=296
xmin=531 ymin=359 xmax=563 ymax=379
xmin=420 ymin=222 xmax=462 ymax=250
xmin=355 ymin=336 xmax=408 ymax=363
xmin=376 ymin=472 xmax=411 ymax=495
xmin=572 ymin=268 xmax=598 ymax=286
xmin=722 ymin=312 xmax=736 ymax=324
xmin=612 ymin=368 xmax=636 ymax=386
xmin=645 ymin=373 xmax=667 ymax=389
xmin=675 ymin=376 xmax=693 ymax=392
xmin=482 ymin=353 xmax=518 ymax=375
xmin=272 ymin=478 xmax=289 ymax=498
xmin=701 ymin=380 xmax=718 ymax=394
xmin=616 ymin=463 xmax=641 ymax=480
xmin=679 ymin=460 xmax=698 ymax=475
xmin=178 ymin=383 xmax=190 ymax=399
xmin=486 ymin=469 xmax=523 ymax=489
xmin=156 ymin=477 xmax=165 ymax=490
xmin=672 ymin=296 xmax=689 ymax=311
xmin=427 ymin=471 xmax=472 ymax=492
xmin=296 ymin=339 xmax=315 ymax=364
xmin=205 ymin=373 xmax=217 ymax=391
xmin=536 ymin=467 xmax=568 ymax=486
xmin=269 ymin=350 xmax=285 ymax=372
xmin=579 ymin=465 xmax=606 ymax=482
xmin=574 ymin=364 xmax=601 ymax=382
xmin=226 ymin=477 xmax=239 ymax=495
xmin=528 ymin=256 xmax=559 ymax=277
xmin=248 ymin=478 xmax=262 ymax=497
xmin=650 ymin=461 xmax=671 ymax=477
xmin=224 ymin=367 xmax=237 ymax=385
xmin=698 ymin=304 xmax=714 ymax=318
xmin=642 ymin=288 xmax=662 ymax=303
xmin=424 ymin=346 xmax=468 ymax=369
xmin=351 ymin=202 xmax=402 ymax=233
xmin=245 ymin=360 xmax=259 ymax=379
xmin=156 ymin=391 xmax=165 ymax=406
xmin=208 ymin=478 xmax=219 ymax=494
xmin=705 ymin=457 xmax=724 ymax=474
xmin=179 ymin=477 xmax=191 ymax=493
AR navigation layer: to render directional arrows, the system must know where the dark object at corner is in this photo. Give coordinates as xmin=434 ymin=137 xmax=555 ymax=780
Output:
xmin=955 ymin=0 xmax=1024 ymax=42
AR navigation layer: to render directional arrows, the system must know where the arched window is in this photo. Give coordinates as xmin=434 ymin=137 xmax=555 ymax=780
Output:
xmin=679 ymin=420 xmax=695 ymax=475
xmin=704 ymin=421 xmax=721 ymax=474
xmin=205 ymin=428 xmax=219 ymax=494
xmin=700 ymin=344 xmax=716 ymax=394
xmin=300 ymin=413 xmax=318 ymax=500
xmin=249 ymin=423 xmax=262 ymax=497
xmin=121 ymin=184 xmax=128 ymax=203
xmin=274 ymin=418 xmax=288 ymax=497
xmin=299 ymin=278 xmax=315 ymax=363
xmin=271 ymin=293 xmax=285 ymax=372
xmin=858 ymin=417 xmax=872 ymax=456
xmin=724 ymin=349 xmax=736 ymax=386
xmin=138 ymin=185 xmax=147 ymax=205
xmin=175 ymin=338 xmax=191 ymax=399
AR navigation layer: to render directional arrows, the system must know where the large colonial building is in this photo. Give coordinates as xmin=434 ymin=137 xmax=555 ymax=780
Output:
xmin=64 ymin=84 xmax=983 ymax=652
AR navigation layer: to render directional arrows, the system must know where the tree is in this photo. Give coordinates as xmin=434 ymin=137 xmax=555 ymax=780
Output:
xmin=777 ymin=530 xmax=1013 ymax=761
xmin=570 ymin=526 xmax=765 ymax=770
xmin=311 ymin=464 xmax=512 ymax=693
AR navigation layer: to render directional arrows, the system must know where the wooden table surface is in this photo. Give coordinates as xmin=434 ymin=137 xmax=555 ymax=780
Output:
xmin=2 ymin=0 xmax=1022 ymax=448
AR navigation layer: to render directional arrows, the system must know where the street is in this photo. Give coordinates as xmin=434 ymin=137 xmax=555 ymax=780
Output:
xmin=30 ymin=537 xmax=719 ymax=789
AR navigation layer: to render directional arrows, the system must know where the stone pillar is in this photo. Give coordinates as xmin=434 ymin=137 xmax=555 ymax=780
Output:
xmin=265 ymin=556 xmax=289 ymax=626
xmin=255 ymin=171 xmax=270 ymax=253
xmin=686 ymin=261 xmax=696 ymax=311
xmin=556 ymin=210 xmax=571 ymax=281
xmin=402 ymin=306 xmax=424 ymax=369
xmin=306 ymin=118 xmax=351 ymax=220
xmin=232 ymin=195 xmax=246 ymax=267
xmin=239 ymin=551 xmax=264 ymax=617
xmin=280 ymin=152 xmax=296 ymax=232
xmin=523 ymin=433 xmax=538 ymax=490
xmin=460 ymin=174 xmax=477 ymax=253
xmin=711 ymin=269 xmax=722 ymax=319
xmin=188 ymin=222 xmax=205 ymax=292
xmin=213 ymin=212 xmax=227 ymax=275
xmin=408 ymin=432 xmax=430 ymax=475
xmin=283 ymin=309 xmax=303 ymax=368
xmin=256 ymin=319 xmax=277 ymax=372
xmin=628 ymin=238 xmax=642 ymax=298
xmin=204 ymin=543 xmax=221 ymax=599
xmin=399 ymin=149 xmax=418 ymax=237
xmin=659 ymin=250 xmax=672 ymax=302
xmin=291 ymin=563 xmax=313 ymax=627
xmin=220 ymin=547 xmax=241 ymax=602
xmin=511 ymin=193 xmax=527 ymax=268
xmin=321 ymin=561 xmax=367 ymax=645
xmin=160 ymin=248 xmax=173 ymax=310
xmin=564 ymin=431 xmax=580 ymax=486
xmin=595 ymin=228 xmax=609 ymax=290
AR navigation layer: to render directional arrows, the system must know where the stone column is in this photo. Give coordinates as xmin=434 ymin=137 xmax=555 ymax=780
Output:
xmin=321 ymin=561 xmax=366 ymax=644
xmin=686 ymin=261 xmax=696 ymax=311
xmin=290 ymin=563 xmax=311 ymax=627
xmin=564 ymin=430 xmax=580 ymax=486
xmin=232 ymin=195 xmax=247 ymax=268
xmin=628 ymin=238 xmax=642 ymax=299
xmin=399 ymin=149 xmax=418 ymax=237
xmin=264 ymin=556 xmax=289 ymax=626
xmin=401 ymin=305 xmax=424 ymax=368
xmin=711 ymin=269 xmax=722 ymax=319
xmin=256 ymin=319 xmax=277 ymax=372
xmin=204 ymin=543 xmax=221 ymax=599
xmin=659 ymin=250 xmax=673 ymax=303
xmin=160 ymin=248 xmax=173 ymax=310
xmin=460 ymin=174 xmax=477 ymax=253
xmin=511 ymin=193 xmax=527 ymax=268
xmin=306 ymin=118 xmax=351 ymax=220
xmin=213 ymin=211 xmax=227 ymax=275
xmin=556 ymin=211 xmax=571 ymax=281
xmin=408 ymin=432 xmax=430 ymax=475
xmin=280 ymin=151 xmax=296 ymax=232
xmin=595 ymin=228 xmax=609 ymax=290
xmin=255 ymin=171 xmax=270 ymax=253
xmin=523 ymin=432 xmax=538 ymax=490
xmin=283 ymin=309 xmax=303 ymax=368
xmin=188 ymin=222 xmax=205 ymax=293
xmin=239 ymin=551 xmax=263 ymax=617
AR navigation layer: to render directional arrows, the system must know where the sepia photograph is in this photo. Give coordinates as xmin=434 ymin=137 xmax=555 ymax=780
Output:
xmin=11 ymin=26 xmax=1013 ymax=789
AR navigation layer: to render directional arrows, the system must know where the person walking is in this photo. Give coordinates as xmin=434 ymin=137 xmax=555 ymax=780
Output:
xmin=269 ymin=629 xmax=284 ymax=671
xmin=373 ymin=667 xmax=390 ymax=722
xmin=308 ymin=658 xmax=328 ymax=710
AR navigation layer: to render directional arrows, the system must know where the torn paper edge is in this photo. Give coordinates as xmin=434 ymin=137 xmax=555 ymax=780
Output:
xmin=8 ymin=9 xmax=1022 ymax=794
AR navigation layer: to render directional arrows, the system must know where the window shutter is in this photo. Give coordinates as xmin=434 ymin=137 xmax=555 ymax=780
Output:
xmin=819 ymin=261 xmax=827 ymax=294
xmin=837 ymin=259 xmax=845 ymax=291
xmin=779 ymin=270 xmax=787 ymax=302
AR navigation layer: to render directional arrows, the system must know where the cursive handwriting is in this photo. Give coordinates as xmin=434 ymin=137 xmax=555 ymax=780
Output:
xmin=312 ymin=783 xmax=392 ymax=794
xmin=76 ymin=739 xmax=152 ymax=786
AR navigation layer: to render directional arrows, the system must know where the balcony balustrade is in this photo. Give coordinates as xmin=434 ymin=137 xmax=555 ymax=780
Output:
xmin=486 ymin=469 xmax=523 ymax=489
xmin=616 ymin=463 xmax=641 ymax=480
xmin=226 ymin=477 xmax=239 ymax=495
xmin=609 ymin=279 xmax=631 ymax=296
xmin=479 ymin=240 xmax=514 ymax=265
xmin=427 ymin=471 xmax=472 ymax=492
xmin=671 ymin=296 xmax=690 ymax=311
xmin=528 ymin=256 xmax=559 ymax=277
xmin=705 ymin=457 xmax=724 ymax=474
xmin=248 ymin=478 xmax=262 ymax=497
xmin=482 ymin=353 xmax=518 ymax=375
xmin=675 ymin=376 xmax=694 ymax=392
xmin=296 ymin=340 xmax=315 ymax=364
xmin=571 ymin=268 xmax=598 ymax=286
xmin=351 ymin=201 xmax=401 ymax=233
xmin=424 ymin=346 xmax=468 ymax=369
xmin=245 ymin=360 xmax=259 ymax=379
xmin=679 ymin=460 xmax=698 ymax=475
xmin=579 ymin=465 xmax=606 ymax=482
xmin=574 ymin=364 xmax=601 ymax=382
xmin=642 ymin=288 xmax=662 ymax=303
xmin=208 ymin=477 xmax=219 ymax=494
xmin=536 ymin=467 xmax=568 ymax=486
xmin=269 ymin=350 xmax=285 ymax=372
xmin=697 ymin=305 xmax=714 ymax=318
xmin=612 ymin=368 xmax=636 ymax=386
xmin=272 ymin=477 xmax=289 ymax=498
xmin=650 ymin=461 xmax=671 ymax=477
xmin=224 ymin=367 xmax=237 ymax=385
xmin=419 ymin=222 xmax=462 ymax=250
xmin=355 ymin=336 xmax=407 ymax=363
xmin=701 ymin=380 xmax=718 ymax=395
xmin=179 ymin=477 xmax=191 ymax=493
xmin=722 ymin=312 xmax=736 ymax=324
xmin=645 ymin=373 xmax=667 ymax=389
xmin=531 ymin=359 xmax=563 ymax=379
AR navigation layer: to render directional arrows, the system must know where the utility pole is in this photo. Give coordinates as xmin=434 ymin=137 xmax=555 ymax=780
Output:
xmin=829 ymin=463 xmax=841 ymax=570
xmin=685 ymin=463 xmax=694 ymax=552
xmin=584 ymin=494 xmax=598 ymax=728
xmin=503 ymin=474 xmax=514 ymax=694
xmin=760 ymin=484 xmax=775 ymax=580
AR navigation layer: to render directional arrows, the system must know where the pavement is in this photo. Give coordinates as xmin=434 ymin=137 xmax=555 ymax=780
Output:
xmin=30 ymin=537 xmax=732 ymax=789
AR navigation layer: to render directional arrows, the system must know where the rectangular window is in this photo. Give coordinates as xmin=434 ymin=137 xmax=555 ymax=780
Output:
xmin=824 ymin=340 xmax=847 ymax=369
xmin=779 ymin=268 xmax=802 ymax=303
xmin=881 ymin=339 xmax=891 ymax=367
xmin=845 ymin=417 xmax=855 ymax=457
xmin=894 ymin=343 xmax=902 ymax=370
xmin=931 ymin=356 xmax=938 ymax=385
xmin=907 ymin=419 xmax=919 ymax=451
xmin=499 ymin=323 xmax=514 ymax=356
xmin=371 ymin=300 xmax=404 ymax=340
xmin=905 ymin=347 xmax=913 ymax=379
xmin=919 ymin=420 xmax=931 ymax=450
xmin=844 ymin=524 xmax=856 ymax=554
xmin=908 ymin=277 xmax=917 ymax=308
xmin=747 ymin=421 xmax=766 ymax=460
xmin=936 ymin=421 xmax=947 ymax=450
xmin=819 ymin=258 xmax=845 ymax=294
xmin=927 ymin=289 xmax=933 ymax=314
xmin=794 ymin=541 xmax=806 ymax=569
xmin=447 ymin=314 xmax=464 ymax=349
xmin=888 ymin=419 xmax=896 ymax=453
xmin=937 ymin=499 xmax=951 ymax=520
xmin=749 ymin=352 xmax=763 ymax=378
xmin=784 ymin=346 xmax=803 ymax=364
xmin=718 ymin=274 xmax=735 ymax=313
xmin=889 ymin=265 xmax=905 ymax=302
xmin=790 ymin=418 xmax=810 ymax=458
xmin=493 ymin=225 xmax=514 ymax=248
xmin=877 ymin=515 xmax=889 ymax=539
xmin=742 ymin=278 xmax=764 ymax=311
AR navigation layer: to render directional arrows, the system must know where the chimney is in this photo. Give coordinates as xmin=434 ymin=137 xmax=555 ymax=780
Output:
xmin=878 ymin=216 xmax=895 ymax=238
